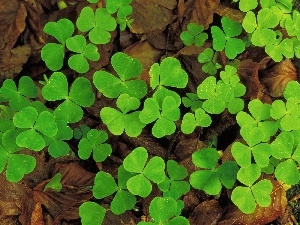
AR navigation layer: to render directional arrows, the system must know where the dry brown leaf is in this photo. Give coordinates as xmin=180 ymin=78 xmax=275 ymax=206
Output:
xmin=219 ymin=177 xmax=287 ymax=225
xmin=0 ymin=1 xmax=29 ymax=78
xmin=190 ymin=0 xmax=220 ymax=30
xmin=30 ymin=203 xmax=44 ymax=225
xmin=122 ymin=134 xmax=167 ymax=158
xmin=174 ymin=139 xmax=207 ymax=174
xmin=215 ymin=4 xmax=245 ymax=23
xmin=0 ymin=0 xmax=27 ymax=50
xmin=0 ymin=45 xmax=31 ymax=79
xmin=23 ymin=0 xmax=46 ymax=45
xmin=188 ymin=199 xmax=225 ymax=225
xmin=131 ymin=0 xmax=176 ymax=34
xmin=238 ymin=59 xmax=271 ymax=102
xmin=124 ymin=41 xmax=162 ymax=84
xmin=0 ymin=174 xmax=35 ymax=225
xmin=260 ymin=59 xmax=297 ymax=97
xmin=33 ymin=162 xmax=94 ymax=223
xmin=174 ymin=139 xmax=207 ymax=161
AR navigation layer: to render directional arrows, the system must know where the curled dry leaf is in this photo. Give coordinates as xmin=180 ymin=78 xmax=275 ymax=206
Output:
xmin=0 ymin=174 xmax=34 ymax=225
xmin=0 ymin=45 xmax=31 ymax=79
xmin=238 ymin=59 xmax=271 ymax=103
xmin=260 ymin=59 xmax=297 ymax=97
xmin=215 ymin=4 xmax=245 ymax=23
xmin=219 ymin=177 xmax=287 ymax=225
xmin=30 ymin=203 xmax=44 ymax=225
xmin=131 ymin=0 xmax=176 ymax=34
xmin=182 ymin=0 xmax=220 ymax=30
xmin=0 ymin=0 xmax=29 ymax=78
xmin=33 ymin=162 xmax=94 ymax=223
xmin=174 ymin=139 xmax=207 ymax=174
xmin=0 ymin=0 xmax=27 ymax=50
xmin=188 ymin=199 xmax=225 ymax=225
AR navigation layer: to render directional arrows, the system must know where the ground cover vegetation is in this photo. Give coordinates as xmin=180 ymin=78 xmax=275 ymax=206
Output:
xmin=1 ymin=0 xmax=300 ymax=224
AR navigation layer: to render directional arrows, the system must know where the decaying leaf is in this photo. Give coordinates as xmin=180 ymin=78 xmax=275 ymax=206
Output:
xmin=0 ymin=0 xmax=27 ymax=50
xmin=0 ymin=0 xmax=29 ymax=78
xmin=131 ymin=0 xmax=176 ymax=34
xmin=181 ymin=0 xmax=220 ymax=30
xmin=188 ymin=199 xmax=225 ymax=225
xmin=260 ymin=59 xmax=297 ymax=97
xmin=238 ymin=59 xmax=271 ymax=102
xmin=0 ymin=174 xmax=34 ymax=225
xmin=30 ymin=203 xmax=44 ymax=225
xmin=0 ymin=45 xmax=31 ymax=79
xmin=33 ymin=162 xmax=94 ymax=223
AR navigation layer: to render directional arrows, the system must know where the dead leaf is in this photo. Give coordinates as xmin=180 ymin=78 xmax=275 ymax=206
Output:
xmin=260 ymin=59 xmax=297 ymax=97
xmin=0 ymin=0 xmax=27 ymax=50
xmin=33 ymin=162 xmax=94 ymax=223
xmin=174 ymin=138 xmax=206 ymax=161
xmin=215 ymin=4 xmax=245 ymax=23
xmin=131 ymin=0 xmax=176 ymax=34
xmin=190 ymin=0 xmax=220 ymax=30
xmin=188 ymin=199 xmax=225 ymax=225
xmin=0 ymin=45 xmax=31 ymax=79
xmin=0 ymin=1 xmax=29 ymax=79
xmin=30 ymin=203 xmax=44 ymax=225
xmin=238 ymin=59 xmax=271 ymax=102
xmin=0 ymin=174 xmax=35 ymax=225
xmin=122 ymin=134 xmax=167 ymax=158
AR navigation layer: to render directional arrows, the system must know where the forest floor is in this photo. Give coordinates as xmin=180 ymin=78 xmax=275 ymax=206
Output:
xmin=0 ymin=0 xmax=300 ymax=224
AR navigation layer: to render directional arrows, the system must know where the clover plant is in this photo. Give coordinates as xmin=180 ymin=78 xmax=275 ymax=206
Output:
xmin=106 ymin=0 xmax=133 ymax=30
xmin=138 ymin=197 xmax=189 ymax=225
xmin=44 ymin=173 xmax=62 ymax=192
xmin=197 ymin=48 xmax=222 ymax=75
xmin=158 ymin=160 xmax=190 ymax=200
xmin=13 ymin=106 xmax=57 ymax=151
xmin=41 ymin=18 xmax=74 ymax=71
xmin=235 ymin=99 xmax=278 ymax=146
xmin=42 ymin=72 xmax=95 ymax=123
xmin=180 ymin=23 xmax=208 ymax=47
xmin=231 ymin=165 xmax=273 ymax=214
xmin=271 ymin=132 xmax=300 ymax=185
xmin=190 ymin=148 xmax=239 ymax=195
xmin=181 ymin=93 xmax=202 ymax=111
xmin=66 ymin=35 xmax=100 ymax=73
xmin=78 ymin=129 xmax=112 ymax=162
xmin=100 ymin=94 xmax=145 ymax=137
xmin=47 ymin=119 xmax=73 ymax=157
xmin=232 ymin=0 xmax=258 ymax=12
xmin=197 ymin=76 xmax=234 ymax=114
xmin=92 ymin=166 xmax=136 ymax=215
xmin=139 ymin=96 xmax=180 ymax=138
xmin=1 ymin=76 xmax=38 ymax=110
xmin=4 ymin=0 xmax=300 ymax=223
xmin=93 ymin=52 xmax=147 ymax=99
xmin=242 ymin=9 xmax=279 ymax=47
xmin=285 ymin=10 xmax=300 ymax=40
xmin=181 ymin=108 xmax=212 ymax=134
xmin=149 ymin=57 xmax=188 ymax=106
xmin=73 ymin=124 xmax=90 ymax=140
xmin=211 ymin=17 xmax=245 ymax=59
xmin=76 ymin=6 xmax=117 ymax=44
xmin=123 ymin=147 xmax=165 ymax=197
xmin=0 ymin=130 xmax=36 ymax=182
xmin=79 ymin=201 xmax=106 ymax=225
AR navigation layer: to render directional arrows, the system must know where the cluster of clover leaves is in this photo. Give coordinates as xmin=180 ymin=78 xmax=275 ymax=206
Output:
xmin=0 ymin=0 xmax=300 ymax=224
